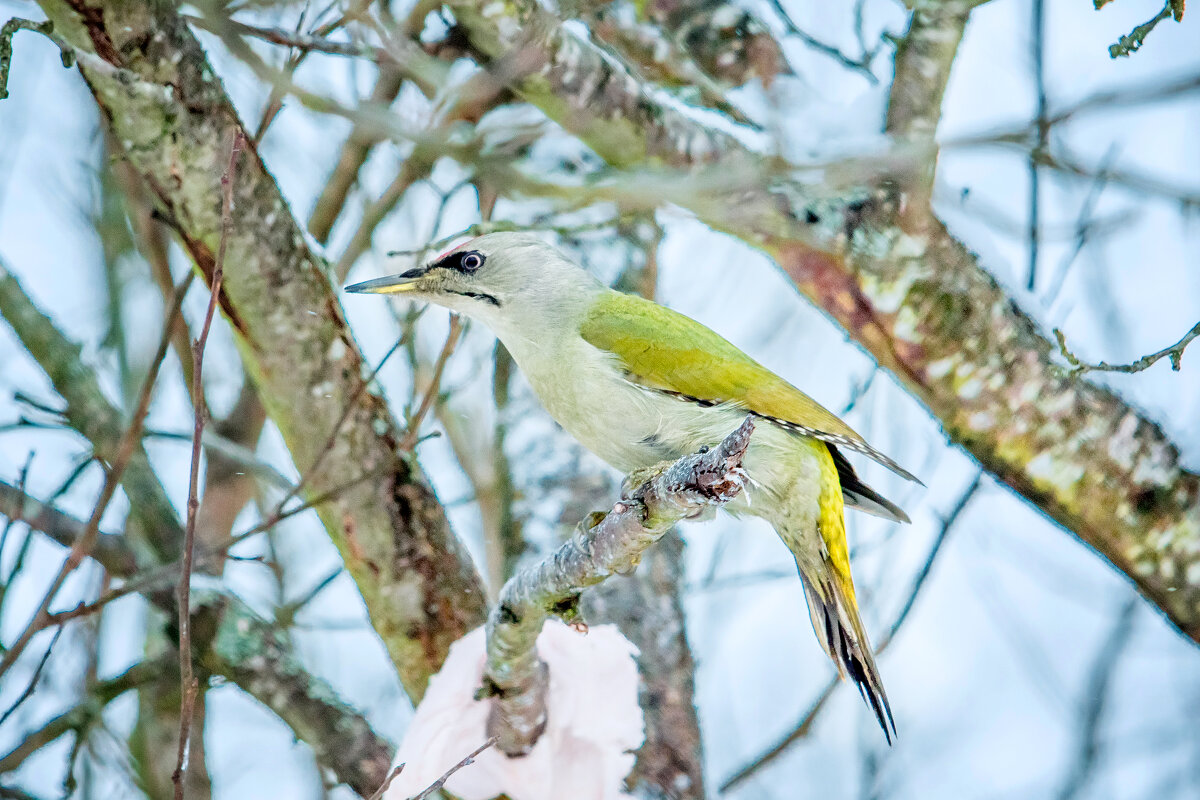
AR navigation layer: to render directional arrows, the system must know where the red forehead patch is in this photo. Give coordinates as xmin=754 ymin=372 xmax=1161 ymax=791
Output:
xmin=434 ymin=236 xmax=480 ymax=262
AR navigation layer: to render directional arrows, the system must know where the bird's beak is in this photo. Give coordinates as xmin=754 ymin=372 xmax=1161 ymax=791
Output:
xmin=344 ymin=267 xmax=428 ymax=295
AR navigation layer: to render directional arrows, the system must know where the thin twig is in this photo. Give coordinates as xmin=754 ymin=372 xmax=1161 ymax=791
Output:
xmin=409 ymin=738 xmax=496 ymax=800
xmin=0 ymin=18 xmax=75 ymax=101
xmin=1028 ymin=0 xmax=1047 ymax=292
xmin=1055 ymin=597 xmax=1138 ymax=800
xmin=399 ymin=315 xmax=464 ymax=451
xmin=366 ymin=765 xmax=404 ymax=800
xmin=765 ymin=0 xmax=881 ymax=83
xmin=385 ymin=217 xmax=633 ymax=259
xmin=33 ymin=462 xmax=396 ymax=631
xmin=173 ymin=129 xmax=243 ymax=800
xmin=1054 ymin=321 xmax=1200 ymax=375
xmin=0 ymin=626 xmax=63 ymax=727
xmin=1043 ymin=146 xmax=1120 ymax=307
xmin=1107 ymin=0 xmax=1178 ymax=58
xmin=0 ymin=272 xmax=193 ymax=681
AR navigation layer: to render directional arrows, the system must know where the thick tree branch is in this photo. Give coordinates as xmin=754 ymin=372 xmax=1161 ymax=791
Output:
xmin=641 ymin=0 xmax=788 ymax=88
xmin=445 ymin=0 xmax=1200 ymax=642
xmin=36 ymin=0 xmax=489 ymax=694
xmin=484 ymin=418 xmax=753 ymax=756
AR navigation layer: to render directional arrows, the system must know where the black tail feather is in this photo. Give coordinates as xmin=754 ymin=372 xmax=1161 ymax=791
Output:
xmin=828 ymin=444 xmax=910 ymax=524
xmin=802 ymin=575 xmax=896 ymax=745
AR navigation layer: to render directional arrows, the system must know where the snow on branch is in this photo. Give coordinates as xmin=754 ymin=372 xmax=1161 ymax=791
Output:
xmin=483 ymin=417 xmax=755 ymax=756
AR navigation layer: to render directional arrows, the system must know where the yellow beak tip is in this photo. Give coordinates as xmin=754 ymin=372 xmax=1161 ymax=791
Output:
xmin=344 ymin=277 xmax=419 ymax=295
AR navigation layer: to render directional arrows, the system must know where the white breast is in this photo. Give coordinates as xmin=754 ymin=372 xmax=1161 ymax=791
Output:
xmin=503 ymin=332 xmax=793 ymax=479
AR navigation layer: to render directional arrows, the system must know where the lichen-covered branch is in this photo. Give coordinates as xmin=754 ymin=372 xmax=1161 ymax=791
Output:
xmin=0 ymin=481 xmax=136 ymax=575
xmin=484 ymin=418 xmax=753 ymax=756
xmin=445 ymin=0 xmax=1200 ymax=642
xmin=36 ymin=0 xmax=489 ymax=693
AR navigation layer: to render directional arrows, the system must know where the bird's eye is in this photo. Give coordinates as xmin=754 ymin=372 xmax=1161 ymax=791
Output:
xmin=460 ymin=252 xmax=484 ymax=272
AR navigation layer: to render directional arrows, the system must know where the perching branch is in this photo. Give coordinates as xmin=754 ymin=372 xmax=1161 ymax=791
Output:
xmin=483 ymin=418 xmax=754 ymax=756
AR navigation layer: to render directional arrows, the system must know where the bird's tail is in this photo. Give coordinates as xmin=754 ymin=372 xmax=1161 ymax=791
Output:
xmin=800 ymin=571 xmax=896 ymax=744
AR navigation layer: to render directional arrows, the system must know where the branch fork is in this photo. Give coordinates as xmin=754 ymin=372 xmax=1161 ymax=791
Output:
xmin=482 ymin=417 xmax=754 ymax=756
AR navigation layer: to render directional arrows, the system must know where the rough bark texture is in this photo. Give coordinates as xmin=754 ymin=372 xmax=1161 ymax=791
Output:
xmin=446 ymin=0 xmax=1200 ymax=642
xmin=641 ymin=0 xmax=788 ymax=88
xmin=485 ymin=419 xmax=752 ymax=756
xmin=36 ymin=0 xmax=489 ymax=693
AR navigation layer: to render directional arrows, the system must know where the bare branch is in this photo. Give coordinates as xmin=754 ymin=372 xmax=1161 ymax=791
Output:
xmin=766 ymin=0 xmax=881 ymax=83
xmin=0 ymin=659 xmax=164 ymax=774
xmin=484 ymin=418 xmax=753 ymax=755
xmin=1055 ymin=321 xmax=1200 ymax=375
xmin=1055 ymin=598 xmax=1139 ymax=800
xmin=307 ymin=65 xmax=406 ymax=244
xmin=173 ymin=130 xmax=243 ymax=800
xmin=398 ymin=315 xmax=464 ymax=452
xmin=1106 ymin=1 xmax=1181 ymax=58
xmin=409 ymin=738 xmax=496 ymax=800
xmin=0 ymin=481 xmax=135 ymax=574
xmin=0 ymin=269 xmax=189 ymax=681
xmin=0 ymin=410 xmax=391 ymax=796
xmin=0 ymin=627 xmax=63 ymax=727
xmin=0 ymin=18 xmax=73 ymax=100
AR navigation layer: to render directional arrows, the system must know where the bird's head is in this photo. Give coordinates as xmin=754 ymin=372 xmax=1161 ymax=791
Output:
xmin=344 ymin=232 xmax=601 ymax=333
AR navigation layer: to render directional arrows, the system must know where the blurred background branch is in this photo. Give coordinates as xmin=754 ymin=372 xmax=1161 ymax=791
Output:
xmin=0 ymin=0 xmax=1197 ymax=798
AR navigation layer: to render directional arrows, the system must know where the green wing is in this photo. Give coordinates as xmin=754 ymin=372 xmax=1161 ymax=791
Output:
xmin=581 ymin=291 xmax=919 ymax=484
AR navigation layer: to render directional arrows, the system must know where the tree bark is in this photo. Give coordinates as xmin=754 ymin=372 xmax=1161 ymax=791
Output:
xmin=484 ymin=419 xmax=752 ymax=756
xmin=36 ymin=0 xmax=490 ymax=693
